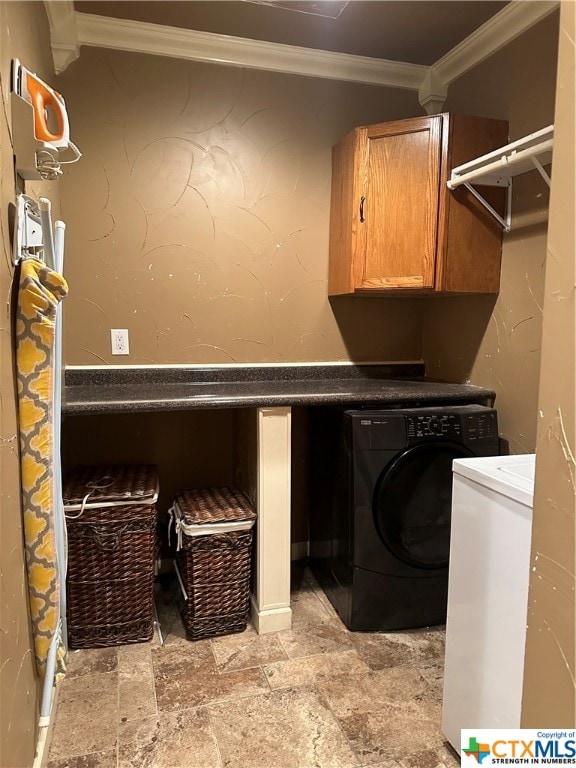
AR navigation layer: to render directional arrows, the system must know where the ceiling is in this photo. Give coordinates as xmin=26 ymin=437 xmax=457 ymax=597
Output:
xmin=74 ymin=1 xmax=510 ymax=66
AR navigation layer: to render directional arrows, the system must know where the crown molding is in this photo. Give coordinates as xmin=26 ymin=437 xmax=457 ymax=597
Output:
xmin=43 ymin=0 xmax=75 ymax=34
xmin=49 ymin=1 xmax=560 ymax=111
xmin=432 ymin=0 xmax=560 ymax=87
xmin=75 ymin=12 xmax=428 ymax=90
xmin=44 ymin=0 xmax=80 ymax=74
xmin=418 ymin=69 xmax=448 ymax=115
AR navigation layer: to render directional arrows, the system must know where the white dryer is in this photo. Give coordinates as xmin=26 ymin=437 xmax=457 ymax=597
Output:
xmin=442 ymin=454 xmax=536 ymax=750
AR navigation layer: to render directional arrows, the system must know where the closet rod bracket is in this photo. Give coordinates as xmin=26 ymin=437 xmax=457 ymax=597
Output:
xmin=463 ymin=181 xmax=512 ymax=233
xmin=447 ymin=124 xmax=553 ymax=232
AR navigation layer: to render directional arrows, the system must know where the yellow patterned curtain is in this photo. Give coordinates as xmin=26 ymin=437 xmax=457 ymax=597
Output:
xmin=16 ymin=258 xmax=68 ymax=678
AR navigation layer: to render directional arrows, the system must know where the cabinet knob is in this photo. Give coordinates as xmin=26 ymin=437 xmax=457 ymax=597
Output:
xmin=359 ymin=196 xmax=366 ymax=222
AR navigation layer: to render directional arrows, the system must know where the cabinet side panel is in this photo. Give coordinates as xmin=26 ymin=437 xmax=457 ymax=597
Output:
xmin=442 ymin=115 xmax=509 ymax=293
xmin=328 ymin=131 xmax=358 ymax=295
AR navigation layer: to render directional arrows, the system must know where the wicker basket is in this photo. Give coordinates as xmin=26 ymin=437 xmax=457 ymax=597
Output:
xmin=171 ymin=486 xmax=256 ymax=641
xmin=63 ymin=465 xmax=159 ymax=648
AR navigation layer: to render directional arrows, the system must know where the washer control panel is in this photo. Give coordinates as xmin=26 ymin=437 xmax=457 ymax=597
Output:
xmin=405 ymin=408 xmax=498 ymax=444
xmin=407 ymin=413 xmax=462 ymax=439
xmin=348 ymin=405 xmax=499 ymax=450
xmin=462 ymin=410 xmax=498 ymax=442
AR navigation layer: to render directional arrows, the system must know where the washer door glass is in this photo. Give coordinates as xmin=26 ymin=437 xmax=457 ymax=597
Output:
xmin=373 ymin=442 xmax=473 ymax=569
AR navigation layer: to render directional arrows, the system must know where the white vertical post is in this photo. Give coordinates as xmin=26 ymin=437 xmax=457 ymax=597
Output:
xmin=251 ymin=407 xmax=292 ymax=633
xmin=38 ymin=198 xmax=55 ymax=269
xmin=53 ymin=221 xmax=66 ymax=646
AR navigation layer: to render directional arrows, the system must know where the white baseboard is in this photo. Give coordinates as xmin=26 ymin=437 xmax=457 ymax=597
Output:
xmin=250 ymin=595 xmax=292 ymax=634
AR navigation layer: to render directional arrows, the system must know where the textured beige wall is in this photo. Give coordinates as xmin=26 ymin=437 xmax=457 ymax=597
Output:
xmin=57 ymin=48 xmax=425 ymax=365
xmin=0 ymin=3 xmax=60 ymax=765
xmin=422 ymin=12 xmax=559 ymax=453
xmin=522 ymin=0 xmax=575 ymax=726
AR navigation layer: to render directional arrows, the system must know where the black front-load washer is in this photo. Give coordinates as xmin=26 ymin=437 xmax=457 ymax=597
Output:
xmin=310 ymin=404 xmax=500 ymax=631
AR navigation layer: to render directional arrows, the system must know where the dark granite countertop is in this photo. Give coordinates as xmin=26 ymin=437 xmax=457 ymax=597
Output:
xmin=63 ymin=363 xmax=496 ymax=415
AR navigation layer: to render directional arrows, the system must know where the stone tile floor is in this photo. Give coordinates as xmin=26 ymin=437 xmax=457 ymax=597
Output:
xmin=48 ymin=566 xmax=459 ymax=768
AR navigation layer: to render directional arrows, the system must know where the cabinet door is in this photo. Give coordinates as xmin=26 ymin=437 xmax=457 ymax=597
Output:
xmin=357 ymin=116 xmax=442 ymax=291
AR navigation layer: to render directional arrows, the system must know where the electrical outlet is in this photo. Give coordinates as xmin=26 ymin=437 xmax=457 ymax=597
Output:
xmin=111 ymin=328 xmax=129 ymax=355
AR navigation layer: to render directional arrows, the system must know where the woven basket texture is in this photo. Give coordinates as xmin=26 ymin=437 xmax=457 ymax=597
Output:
xmin=175 ymin=487 xmax=255 ymax=641
xmin=181 ymin=611 xmax=249 ymax=641
xmin=63 ymin=464 xmax=158 ymax=505
xmin=68 ymin=619 xmax=153 ymax=649
xmin=176 ymin=486 xmax=256 ymax=525
xmin=64 ymin=465 xmax=158 ymax=649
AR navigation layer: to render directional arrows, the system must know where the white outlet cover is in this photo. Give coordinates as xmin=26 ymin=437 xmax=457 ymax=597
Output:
xmin=111 ymin=328 xmax=129 ymax=355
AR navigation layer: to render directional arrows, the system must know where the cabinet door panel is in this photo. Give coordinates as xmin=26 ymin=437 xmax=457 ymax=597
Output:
xmin=362 ymin=120 xmax=441 ymax=290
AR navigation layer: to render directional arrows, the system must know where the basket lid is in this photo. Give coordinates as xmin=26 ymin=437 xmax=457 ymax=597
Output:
xmin=175 ymin=486 xmax=256 ymax=525
xmin=63 ymin=465 xmax=159 ymax=507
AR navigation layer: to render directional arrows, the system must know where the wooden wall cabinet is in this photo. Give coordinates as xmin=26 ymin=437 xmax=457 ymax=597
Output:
xmin=328 ymin=113 xmax=509 ymax=296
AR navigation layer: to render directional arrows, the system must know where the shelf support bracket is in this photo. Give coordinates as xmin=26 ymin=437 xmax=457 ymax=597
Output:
xmin=464 ymin=181 xmax=512 ymax=233
xmin=447 ymin=125 xmax=553 ymax=232
xmin=531 ymin=155 xmax=552 ymax=187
